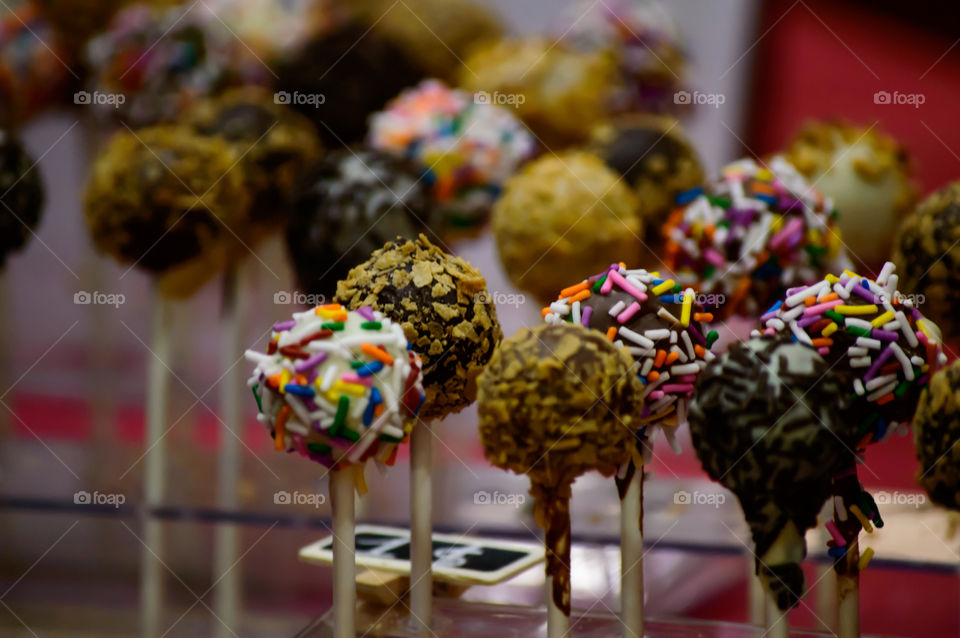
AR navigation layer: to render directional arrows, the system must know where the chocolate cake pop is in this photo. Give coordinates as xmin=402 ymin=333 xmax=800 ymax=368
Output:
xmin=335 ymin=234 xmax=502 ymax=421
xmin=493 ymin=152 xmax=641 ymax=303
xmin=894 ymin=182 xmax=960 ymax=342
xmin=664 ymin=156 xmax=848 ymax=318
xmin=84 ymin=125 xmax=251 ymax=298
xmin=756 ymin=261 xmax=947 ymax=445
xmin=690 ymin=336 xmax=856 ymax=610
xmin=186 ymin=87 xmax=322 ymax=228
xmin=369 ymin=79 xmax=536 ymax=235
xmin=458 ymin=37 xmax=621 ymax=149
xmin=913 ymin=359 xmax=960 ymax=512
xmin=478 ymin=322 xmax=639 ymax=614
xmin=245 ymin=304 xmax=425 ymax=472
xmin=590 ymin=115 xmax=703 ymax=254
xmin=786 ymin=121 xmax=916 ymax=267
xmin=285 ymin=149 xmax=434 ymax=298
xmin=0 ymin=128 xmax=43 ymax=266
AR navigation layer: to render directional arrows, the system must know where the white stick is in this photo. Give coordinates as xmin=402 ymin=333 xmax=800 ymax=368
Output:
xmin=214 ymin=267 xmax=244 ymax=637
xmin=546 ymin=575 xmax=570 ymax=638
xmin=837 ymin=538 xmax=860 ymax=638
xmin=619 ymin=467 xmax=643 ymax=638
xmin=410 ymin=420 xmax=434 ymax=634
xmin=748 ymin=566 xmax=766 ymax=625
xmin=765 ymin=591 xmax=788 ymax=638
xmin=331 ymin=468 xmax=356 ymax=638
xmin=140 ymin=287 xmax=173 ymax=637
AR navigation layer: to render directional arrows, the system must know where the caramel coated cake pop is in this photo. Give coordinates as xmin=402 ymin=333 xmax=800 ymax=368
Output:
xmin=913 ymin=359 xmax=960 ymax=512
xmin=369 ymin=79 xmax=535 ymax=235
xmin=756 ymin=261 xmax=947 ymax=445
xmin=0 ymin=128 xmax=43 ymax=266
xmin=246 ymin=304 xmax=425 ymax=472
xmin=894 ymin=182 xmax=960 ymax=342
xmin=335 ymin=234 xmax=502 ymax=421
xmin=664 ymin=156 xmax=848 ymax=318
xmin=458 ymin=37 xmax=621 ymax=149
xmin=286 ymin=149 xmax=434 ymax=298
xmin=544 ymin=264 xmax=717 ymax=457
xmin=493 ymin=152 xmax=641 ymax=302
xmin=84 ymin=125 xmax=251 ymax=298
xmin=478 ymin=323 xmax=638 ymax=614
xmin=690 ymin=336 xmax=856 ymax=610
xmin=786 ymin=121 xmax=916 ymax=267
xmin=590 ymin=115 xmax=703 ymax=254
xmin=186 ymin=87 xmax=322 ymax=227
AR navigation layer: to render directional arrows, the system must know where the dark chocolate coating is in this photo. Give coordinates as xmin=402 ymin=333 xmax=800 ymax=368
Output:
xmin=0 ymin=129 xmax=43 ymax=266
xmin=275 ymin=21 xmax=426 ymax=146
xmin=913 ymin=359 xmax=960 ymax=512
xmin=690 ymin=336 xmax=856 ymax=610
xmin=286 ymin=149 xmax=434 ymax=298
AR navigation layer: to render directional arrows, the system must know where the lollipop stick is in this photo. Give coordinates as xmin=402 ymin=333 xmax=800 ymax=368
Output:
xmin=546 ymin=495 xmax=571 ymax=638
xmin=765 ymin=591 xmax=788 ymax=638
xmin=410 ymin=419 xmax=433 ymax=633
xmin=331 ymin=468 xmax=356 ymax=638
xmin=140 ymin=286 xmax=173 ymax=636
xmin=748 ymin=567 xmax=766 ymax=625
xmin=619 ymin=464 xmax=643 ymax=638
xmin=214 ymin=266 xmax=244 ymax=637
xmin=837 ymin=537 xmax=860 ymax=638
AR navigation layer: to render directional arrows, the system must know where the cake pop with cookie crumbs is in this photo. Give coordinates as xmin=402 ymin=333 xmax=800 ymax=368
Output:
xmin=478 ymin=322 xmax=639 ymax=617
xmin=335 ymin=234 xmax=502 ymax=421
xmin=912 ymin=359 xmax=960 ymax=512
xmin=0 ymin=128 xmax=43 ymax=266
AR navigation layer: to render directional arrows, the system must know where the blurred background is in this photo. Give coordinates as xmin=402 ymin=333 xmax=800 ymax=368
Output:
xmin=2 ymin=0 xmax=960 ymax=636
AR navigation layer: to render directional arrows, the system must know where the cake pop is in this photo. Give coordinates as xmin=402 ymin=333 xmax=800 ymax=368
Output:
xmin=554 ymin=0 xmax=686 ymax=113
xmin=0 ymin=128 xmax=43 ymax=265
xmin=245 ymin=304 xmax=425 ymax=471
xmin=186 ymin=87 xmax=322 ymax=228
xmin=34 ymin=0 xmax=127 ymax=58
xmin=493 ymin=152 xmax=641 ymax=303
xmin=664 ymin=156 xmax=848 ymax=319
xmin=912 ymin=359 xmax=960 ymax=512
xmin=285 ymin=149 xmax=434 ymax=298
xmin=894 ymin=182 xmax=960 ymax=343
xmin=458 ymin=37 xmax=621 ymax=149
xmin=478 ymin=322 xmax=639 ymax=617
xmin=335 ymin=233 xmax=502 ymax=421
xmin=369 ymin=79 xmax=536 ymax=235
xmin=84 ymin=125 xmax=251 ymax=297
xmin=690 ymin=336 xmax=856 ymax=610
xmin=786 ymin=121 xmax=916 ymax=268
xmin=590 ymin=115 xmax=703 ymax=255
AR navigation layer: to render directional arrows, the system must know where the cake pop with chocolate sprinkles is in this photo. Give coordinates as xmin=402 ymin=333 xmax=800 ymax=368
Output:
xmin=286 ymin=149 xmax=434 ymax=298
xmin=590 ymin=115 xmax=703 ymax=254
xmin=912 ymin=359 xmax=960 ymax=512
xmin=894 ymin=182 xmax=960 ymax=342
xmin=664 ymin=156 xmax=848 ymax=319
xmin=786 ymin=120 xmax=916 ymax=268
xmin=84 ymin=125 xmax=251 ymax=298
xmin=690 ymin=336 xmax=856 ymax=610
xmin=478 ymin=322 xmax=638 ymax=615
xmin=493 ymin=152 xmax=641 ymax=303
xmin=335 ymin=234 xmax=502 ymax=421
xmin=245 ymin=304 xmax=425 ymax=476
xmin=369 ymin=79 xmax=535 ymax=235
xmin=186 ymin=87 xmax=322 ymax=228
xmin=0 ymin=128 xmax=43 ymax=266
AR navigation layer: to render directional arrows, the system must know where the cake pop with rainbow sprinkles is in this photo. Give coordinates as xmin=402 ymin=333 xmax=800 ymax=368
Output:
xmin=664 ymin=156 xmax=848 ymax=319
